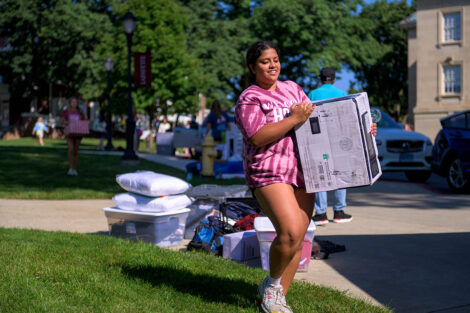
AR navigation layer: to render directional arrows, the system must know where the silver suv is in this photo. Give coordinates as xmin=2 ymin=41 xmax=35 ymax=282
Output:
xmin=374 ymin=107 xmax=433 ymax=183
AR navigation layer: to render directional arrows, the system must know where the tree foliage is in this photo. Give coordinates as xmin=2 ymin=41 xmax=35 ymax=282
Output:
xmin=177 ymin=0 xmax=254 ymax=107
xmin=0 ymin=0 xmax=112 ymax=101
xmin=100 ymin=0 xmax=200 ymax=116
xmin=251 ymin=0 xmax=364 ymax=92
xmin=348 ymin=0 xmax=415 ymax=120
xmin=0 ymin=0 xmax=200 ymax=117
xmin=0 ymin=0 xmax=415 ymax=119
xmin=180 ymin=0 xmax=413 ymax=117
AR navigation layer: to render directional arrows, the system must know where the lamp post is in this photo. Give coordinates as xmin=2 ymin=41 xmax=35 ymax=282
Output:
xmin=104 ymin=56 xmax=114 ymax=150
xmin=121 ymin=11 xmax=139 ymax=163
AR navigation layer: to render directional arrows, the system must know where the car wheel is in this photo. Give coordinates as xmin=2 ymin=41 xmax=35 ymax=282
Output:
xmin=405 ymin=170 xmax=432 ymax=183
xmin=446 ymin=158 xmax=469 ymax=192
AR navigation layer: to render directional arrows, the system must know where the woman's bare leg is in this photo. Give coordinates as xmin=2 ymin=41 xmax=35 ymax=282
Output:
xmin=67 ymin=137 xmax=74 ymax=169
xmin=278 ymin=187 xmax=314 ymax=294
xmin=72 ymin=138 xmax=81 ymax=170
xmin=254 ymin=183 xmax=315 ymax=294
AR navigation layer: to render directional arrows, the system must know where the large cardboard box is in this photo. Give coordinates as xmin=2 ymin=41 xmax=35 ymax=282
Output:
xmin=295 ymin=92 xmax=381 ymax=193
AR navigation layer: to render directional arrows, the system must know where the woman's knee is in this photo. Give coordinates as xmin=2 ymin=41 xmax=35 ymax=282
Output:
xmin=276 ymin=228 xmax=304 ymax=250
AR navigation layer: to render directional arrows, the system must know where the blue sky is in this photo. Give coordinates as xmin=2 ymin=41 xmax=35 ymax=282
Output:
xmin=335 ymin=0 xmax=413 ymax=92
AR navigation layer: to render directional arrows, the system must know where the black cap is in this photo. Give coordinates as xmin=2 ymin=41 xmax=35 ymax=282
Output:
xmin=319 ymin=67 xmax=336 ymax=82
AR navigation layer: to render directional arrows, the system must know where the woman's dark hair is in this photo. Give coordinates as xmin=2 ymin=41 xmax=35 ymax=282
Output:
xmin=245 ymin=40 xmax=280 ymax=83
xmin=211 ymin=100 xmax=222 ymax=118
xmin=68 ymin=96 xmax=79 ymax=107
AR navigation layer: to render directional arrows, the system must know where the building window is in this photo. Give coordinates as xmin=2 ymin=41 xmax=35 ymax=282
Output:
xmin=443 ymin=65 xmax=461 ymax=94
xmin=444 ymin=12 xmax=461 ymax=42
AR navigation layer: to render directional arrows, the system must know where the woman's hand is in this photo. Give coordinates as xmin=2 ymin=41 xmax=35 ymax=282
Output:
xmin=371 ymin=123 xmax=377 ymax=136
xmin=290 ymin=102 xmax=315 ymax=125
xmin=248 ymin=102 xmax=314 ymax=148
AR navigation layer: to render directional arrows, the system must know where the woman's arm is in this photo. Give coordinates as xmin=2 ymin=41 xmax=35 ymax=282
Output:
xmin=61 ymin=111 xmax=68 ymax=127
xmin=249 ymin=102 xmax=314 ymax=148
xmin=224 ymin=112 xmax=232 ymax=131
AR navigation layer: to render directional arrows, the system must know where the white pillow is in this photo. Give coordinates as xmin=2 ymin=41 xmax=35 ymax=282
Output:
xmin=112 ymin=192 xmax=193 ymax=212
xmin=116 ymin=171 xmax=192 ymax=197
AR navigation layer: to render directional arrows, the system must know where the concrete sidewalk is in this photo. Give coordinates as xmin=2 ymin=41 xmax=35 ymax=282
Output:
xmin=79 ymin=150 xmax=194 ymax=171
xmin=0 ymin=198 xmax=113 ymax=233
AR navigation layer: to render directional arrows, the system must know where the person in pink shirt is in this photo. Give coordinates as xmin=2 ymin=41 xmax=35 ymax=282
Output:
xmin=234 ymin=40 xmax=315 ymax=313
xmin=61 ymin=97 xmax=86 ymax=176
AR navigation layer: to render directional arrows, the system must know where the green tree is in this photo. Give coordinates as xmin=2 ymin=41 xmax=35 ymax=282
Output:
xmin=178 ymin=0 xmax=254 ymax=108
xmin=0 ymin=0 xmax=200 ymax=121
xmin=180 ymin=0 xmax=366 ymax=105
xmin=109 ymin=0 xmax=197 ymax=114
xmin=0 ymin=0 xmax=112 ymax=103
xmin=348 ymin=0 xmax=415 ymax=120
xmin=251 ymin=0 xmax=364 ymax=92
xmin=87 ymin=0 xmax=200 ymax=117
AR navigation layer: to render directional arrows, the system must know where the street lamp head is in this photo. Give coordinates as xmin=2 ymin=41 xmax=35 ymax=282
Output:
xmin=104 ymin=57 xmax=114 ymax=72
xmin=122 ymin=11 xmax=137 ymax=35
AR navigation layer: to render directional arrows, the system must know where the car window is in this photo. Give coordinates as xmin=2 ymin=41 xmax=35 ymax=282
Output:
xmin=373 ymin=108 xmax=401 ymax=129
xmin=444 ymin=113 xmax=466 ymax=129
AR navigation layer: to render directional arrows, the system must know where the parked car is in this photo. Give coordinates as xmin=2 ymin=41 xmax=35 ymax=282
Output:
xmin=431 ymin=110 xmax=470 ymax=192
xmin=373 ymin=107 xmax=433 ymax=182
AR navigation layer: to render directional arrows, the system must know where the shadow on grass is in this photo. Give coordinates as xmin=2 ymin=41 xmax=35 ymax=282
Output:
xmin=89 ymin=231 xmax=110 ymax=236
xmin=120 ymin=263 xmax=258 ymax=308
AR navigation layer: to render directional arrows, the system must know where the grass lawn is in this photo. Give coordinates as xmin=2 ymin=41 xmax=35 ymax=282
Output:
xmin=0 ymin=228 xmax=390 ymax=313
xmin=0 ymin=138 xmax=245 ymax=199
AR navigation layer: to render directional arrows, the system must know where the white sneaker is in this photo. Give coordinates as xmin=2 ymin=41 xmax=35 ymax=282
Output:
xmin=258 ymin=276 xmax=270 ymax=298
xmin=67 ymin=169 xmax=78 ymax=176
xmin=260 ymin=281 xmax=293 ymax=313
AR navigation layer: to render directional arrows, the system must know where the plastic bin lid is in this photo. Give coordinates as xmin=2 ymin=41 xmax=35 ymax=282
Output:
xmin=254 ymin=216 xmax=315 ymax=232
xmin=103 ymin=206 xmax=190 ymax=217
xmin=186 ymin=184 xmax=247 ymax=199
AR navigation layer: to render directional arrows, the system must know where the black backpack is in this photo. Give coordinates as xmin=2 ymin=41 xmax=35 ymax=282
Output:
xmin=219 ymin=198 xmax=262 ymax=223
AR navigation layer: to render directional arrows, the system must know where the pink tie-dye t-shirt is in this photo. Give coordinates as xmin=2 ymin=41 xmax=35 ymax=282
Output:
xmin=234 ymin=80 xmax=310 ymax=188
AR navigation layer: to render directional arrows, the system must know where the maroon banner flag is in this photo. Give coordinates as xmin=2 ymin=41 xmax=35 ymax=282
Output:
xmin=134 ymin=52 xmax=152 ymax=88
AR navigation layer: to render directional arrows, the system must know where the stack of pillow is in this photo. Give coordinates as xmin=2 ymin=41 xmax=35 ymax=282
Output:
xmin=113 ymin=171 xmax=193 ymax=213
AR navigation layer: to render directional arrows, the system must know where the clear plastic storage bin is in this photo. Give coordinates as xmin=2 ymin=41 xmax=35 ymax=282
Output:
xmin=254 ymin=217 xmax=316 ymax=272
xmin=103 ymin=207 xmax=190 ymax=247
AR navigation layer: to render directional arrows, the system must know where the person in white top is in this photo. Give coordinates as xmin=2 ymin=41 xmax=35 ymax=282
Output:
xmin=158 ymin=117 xmax=171 ymax=133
